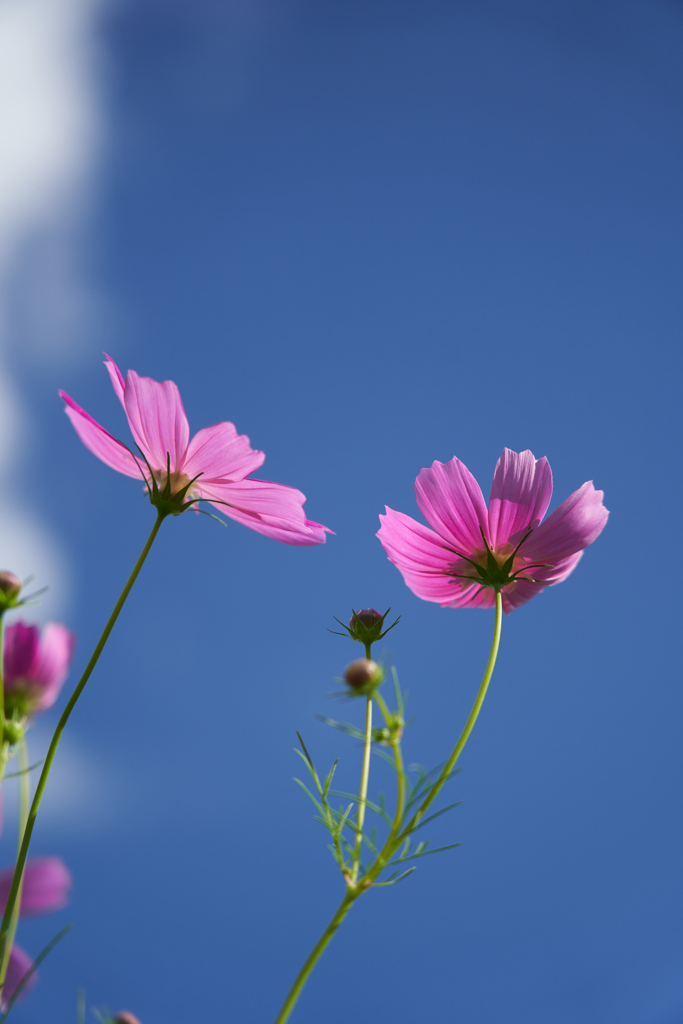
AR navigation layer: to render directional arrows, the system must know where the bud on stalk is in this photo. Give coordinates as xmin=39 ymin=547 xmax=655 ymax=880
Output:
xmin=344 ymin=658 xmax=383 ymax=693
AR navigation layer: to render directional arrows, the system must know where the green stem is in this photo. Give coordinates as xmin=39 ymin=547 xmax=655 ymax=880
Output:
xmin=352 ymin=694 xmax=372 ymax=882
xmin=399 ymin=587 xmax=503 ymax=840
xmin=273 ymin=698 xmax=408 ymax=1024
xmin=273 ymin=893 xmax=355 ymax=1024
xmin=0 ymin=740 xmax=29 ymax=987
xmin=0 ymin=512 xmax=165 ymax=988
xmin=274 ymin=591 xmax=503 ymax=1024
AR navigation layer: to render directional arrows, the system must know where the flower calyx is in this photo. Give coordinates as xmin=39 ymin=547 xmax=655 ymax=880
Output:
xmin=448 ymin=527 xmax=552 ymax=593
xmin=329 ymin=607 xmax=400 ymax=655
xmin=2 ymin=710 xmax=25 ymax=748
xmin=135 ymin=449 xmax=202 ymax=519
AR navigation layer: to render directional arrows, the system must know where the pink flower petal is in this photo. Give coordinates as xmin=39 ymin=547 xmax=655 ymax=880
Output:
xmin=3 ymin=623 xmax=40 ymax=686
xmin=29 ymin=624 xmax=75 ymax=712
xmin=200 ymin=478 xmax=332 ymax=545
xmin=499 ymin=552 xmax=583 ymax=613
xmin=443 ymin=584 xmax=496 ymax=609
xmin=523 ymin=481 xmax=609 ymax=563
xmin=103 ymin=353 xmax=126 ymax=407
xmin=123 ymin=370 xmax=190 ymax=473
xmin=60 ymin=392 xmax=143 ymax=479
xmin=1 ymin=945 xmax=35 ymax=1007
xmin=414 ymin=458 xmax=489 ymax=554
xmin=377 ymin=507 xmax=462 ymax=603
xmin=0 ymin=857 xmax=72 ymax=917
xmin=183 ymin=422 xmax=265 ymax=483
xmin=488 ymin=448 xmax=553 ymax=548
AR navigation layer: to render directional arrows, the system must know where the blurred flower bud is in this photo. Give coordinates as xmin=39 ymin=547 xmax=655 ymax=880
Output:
xmin=344 ymin=659 xmax=383 ymax=692
xmin=113 ymin=1014 xmax=142 ymax=1024
xmin=3 ymin=622 xmax=75 ymax=721
xmin=0 ymin=573 xmax=21 ymax=600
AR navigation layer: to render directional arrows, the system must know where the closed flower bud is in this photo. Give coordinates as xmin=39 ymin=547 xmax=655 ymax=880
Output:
xmin=0 ymin=573 xmax=21 ymax=598
xmin=349 ymin=608 xmax=383 ymax=632
xmin=113 ymin=1014 xmax=142 ymax=1024
xmin=330 ymin=606 xmax=400 ymax=653
xmin=344 ymin=658 xmax=383 ymax=691
xmin=0 ymin=572 xmax=22 ymax=610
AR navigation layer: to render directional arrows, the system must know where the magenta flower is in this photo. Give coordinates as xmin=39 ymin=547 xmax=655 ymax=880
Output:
xmin=2 ymin=944 xmax=36 ymax=1008
xmin=0 ymin=857 xmax=72 ymax=1008
xmin=59 ymin=356 xmax=332 ymax=545
xmin=377 ymin=448 xmax=608 ymax=614
xmin=0 ymin=857 xmax=72 ymax=917
xmin=3 ymin=622 xmax=75 ymax=719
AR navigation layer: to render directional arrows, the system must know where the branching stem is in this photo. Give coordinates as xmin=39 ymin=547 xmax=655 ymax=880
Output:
xmin=274 ymin=589 xmax=504 ymax=1023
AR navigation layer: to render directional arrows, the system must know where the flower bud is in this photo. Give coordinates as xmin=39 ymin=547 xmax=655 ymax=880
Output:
xmin=330 ymin=607 xmax=400 ymax=653
xmin=349 ymin=608 xmax=383 ymax=632
xmin=0 ymin=573 xmax=21 ymax=597
xmin=113 ymin=1014 xmax=142 ymax=1024
xmin=344 ymin=658 xmax=383 ymax=692
xmin=0 ymin=572 xmax=22 ymax=606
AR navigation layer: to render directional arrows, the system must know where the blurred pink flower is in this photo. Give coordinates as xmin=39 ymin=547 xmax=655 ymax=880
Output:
xmin=59 ymin=356 xmax=332 ymax=546
xmin=2 ymin=944 xmax=36 ymax=1008
xmin=0 ymin=857 xmax=71 ymax=1009
xmin=377 ymin=448 xmax=608 ymax=614
xmin=3 ymin=622 xmax=74 ymax=718
xmin=0 ymin=857 xmax=72 ymax=917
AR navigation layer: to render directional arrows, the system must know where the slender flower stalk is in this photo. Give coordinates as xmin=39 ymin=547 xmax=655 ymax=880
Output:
xmin=274 ymin=591 xmax=503 ymax=1023
xmin=351 ymin=694 xmax=372 ymax=883
xmin=0 ymin=740 xmax=30 ymax=989
xmin=273 ymin=893 xmax=356 ymax=1024
xmin=398 ymin=589 xmax=502 ymax=840
xmin=0 ymin=512 xmax=165 ymax=989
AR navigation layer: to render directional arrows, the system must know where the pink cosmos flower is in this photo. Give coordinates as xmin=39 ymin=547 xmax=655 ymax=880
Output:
xmin=0 ymin=857 xmax=72 ymax=917
xmin=3 ymin=622 xmax=75 ymax=718
xmin=0 ymin=856 xmax=72 ymax=1008
xmin=2 ymin=944 xmax=36 ymax=1008
xmin=59 ymin=356 xmax=332 ymax=545
xmin=377 ymin=448 xmax=608 ymax=614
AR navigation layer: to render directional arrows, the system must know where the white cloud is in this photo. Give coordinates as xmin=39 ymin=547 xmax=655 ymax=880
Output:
xmin=1 ymin=727 xmax=121 ymax=839
xmin=0 ymin=0 xmax=102 ymax=619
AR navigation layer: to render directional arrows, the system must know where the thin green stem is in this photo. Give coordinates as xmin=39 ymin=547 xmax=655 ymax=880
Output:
xmin=0 ymin=741 xmax=29 ymax=987
xmin=352 ymin=694 xmax=373 ymax=882
xmin=399 ymin=588 xmax=503 ymax=840
xmin=0 ymin=512 xmax=165 ymax=989
xmin=275 ymin=592 xmax=503 ymax=1023
xmin=273 ymin=893 xmax=355 ymax=1024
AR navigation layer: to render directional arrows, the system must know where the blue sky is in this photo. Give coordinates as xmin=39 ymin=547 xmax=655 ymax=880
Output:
xmin=2 ymin=1 xmax=682 ymax=1021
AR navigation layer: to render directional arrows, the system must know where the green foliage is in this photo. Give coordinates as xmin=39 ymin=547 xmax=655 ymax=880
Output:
xmin=294 ymin=668 xmax=462 ymax=888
